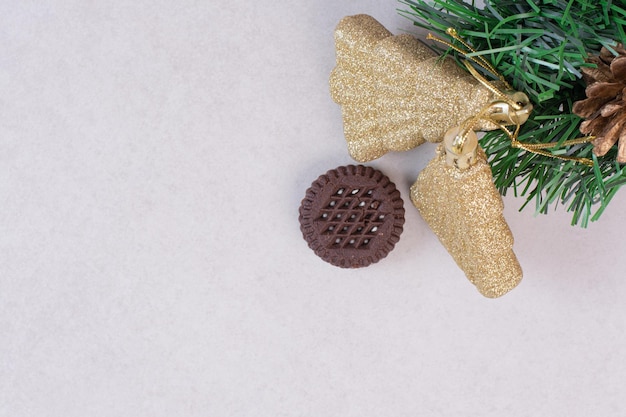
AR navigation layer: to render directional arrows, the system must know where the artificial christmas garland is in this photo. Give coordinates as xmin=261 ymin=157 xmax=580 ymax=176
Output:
xmin=399 ymin=0 xmax=626 ymax=226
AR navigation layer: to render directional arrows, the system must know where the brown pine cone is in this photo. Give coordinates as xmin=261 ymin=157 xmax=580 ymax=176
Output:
xmin=572 ymin=44 xmax=626 ymax=163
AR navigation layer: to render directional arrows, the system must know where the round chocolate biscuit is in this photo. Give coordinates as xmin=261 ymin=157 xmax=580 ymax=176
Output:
xmin=299 ymin=165 xmax=405 ymax=268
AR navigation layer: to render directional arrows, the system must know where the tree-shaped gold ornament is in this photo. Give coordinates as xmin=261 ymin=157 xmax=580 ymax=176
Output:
xmin=330 ymin=14 xmax=502 ymax=162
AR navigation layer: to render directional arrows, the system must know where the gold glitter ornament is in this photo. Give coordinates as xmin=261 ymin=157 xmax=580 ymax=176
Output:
xmin=327 ymin=14 xmax=535 ymax=297
xmin=329 ymin=14 xmax=499 ymax=162
xmin=410 ymin=132 xmax=523 ymax=298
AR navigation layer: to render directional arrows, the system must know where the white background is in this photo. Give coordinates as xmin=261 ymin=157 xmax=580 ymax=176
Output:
xmin=2 ymin=1 xmax=626 ymax=416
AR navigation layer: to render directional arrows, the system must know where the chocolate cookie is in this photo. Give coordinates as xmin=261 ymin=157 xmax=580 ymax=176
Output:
xmin=299 ymin=165 xmax=405 ymax=268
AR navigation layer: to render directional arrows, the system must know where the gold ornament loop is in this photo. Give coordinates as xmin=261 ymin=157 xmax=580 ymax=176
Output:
xmin=427 ymin=31 xmax=511 ymax=90
xmin=429 ymin=28 xmax=594 ymax=167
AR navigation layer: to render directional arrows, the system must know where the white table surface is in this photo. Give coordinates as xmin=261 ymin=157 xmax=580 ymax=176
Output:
xmin=2 ymin=1 xmax=626 ymax=416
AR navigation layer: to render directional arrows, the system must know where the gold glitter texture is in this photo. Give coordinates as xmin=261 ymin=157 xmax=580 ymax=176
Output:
xmin=330 ymin=14 xmax=497 ymax=162
xmin=410 ymin=146 xmax=522 ymax=298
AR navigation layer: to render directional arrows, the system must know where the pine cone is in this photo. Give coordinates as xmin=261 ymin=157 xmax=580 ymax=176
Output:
xmin=572 ymin=44 xmax=626 ymax=163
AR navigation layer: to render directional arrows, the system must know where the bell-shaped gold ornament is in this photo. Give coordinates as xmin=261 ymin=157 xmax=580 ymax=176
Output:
xmin=410 ymin=127 xmax=523 ymax=298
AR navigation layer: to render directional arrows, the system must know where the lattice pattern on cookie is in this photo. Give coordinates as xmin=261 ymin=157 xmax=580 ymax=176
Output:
xmin=316 ymin=186 xmax=387 ymax=249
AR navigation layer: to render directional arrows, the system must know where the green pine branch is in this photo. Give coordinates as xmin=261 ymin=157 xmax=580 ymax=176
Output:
xmin=398 ymin=0 xmax=626 ymax=226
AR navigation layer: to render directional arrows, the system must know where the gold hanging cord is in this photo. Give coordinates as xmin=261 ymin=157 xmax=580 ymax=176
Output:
xmin=427 ymin=29 xmax=594 ymax=166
